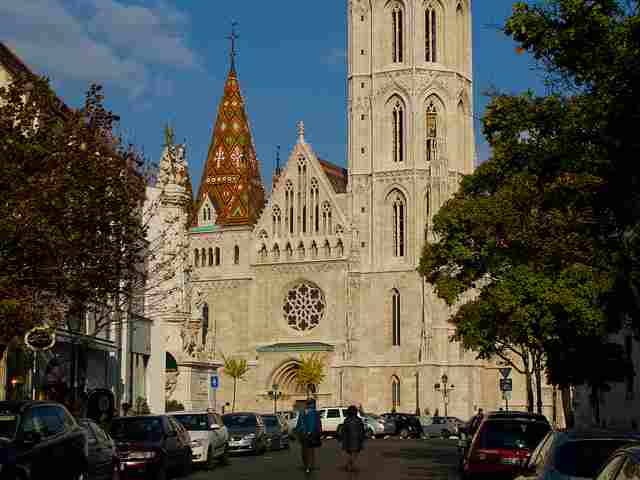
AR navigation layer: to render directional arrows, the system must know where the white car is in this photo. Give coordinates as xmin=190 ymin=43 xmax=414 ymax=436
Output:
xmin=171 ymin=411 xmax=229 ymax=469
xmin=317 ymin=407 xmax=365 ymax=435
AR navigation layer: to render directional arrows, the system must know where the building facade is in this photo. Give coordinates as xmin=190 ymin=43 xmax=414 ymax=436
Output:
xmin=148 ymin=0 xmax=557 ymax=418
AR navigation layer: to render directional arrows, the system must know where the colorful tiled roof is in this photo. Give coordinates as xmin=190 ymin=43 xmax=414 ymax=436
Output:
xmin=194 ymin=64 xmax=265 ymax=226
xmin=318 ymin=158 xmax=348 ymax=194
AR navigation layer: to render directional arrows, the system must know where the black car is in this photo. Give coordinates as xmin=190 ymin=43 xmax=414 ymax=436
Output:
xmin=262 ymin=414 xmax=290 ymax=451
xmin=222 ymin=413 xmax=267 ymax=455
xmin=381 ymin=413 xmax=424 ymax=438
xmin=0 ymin=400 xmax=88 ymax=480
xmin=78 ymin=419 xmax=118 ymax=480
xmin=595 ymin=443 xmax=640 ymax=480
xmin=110 ymin=415 xmax=192 ymax=480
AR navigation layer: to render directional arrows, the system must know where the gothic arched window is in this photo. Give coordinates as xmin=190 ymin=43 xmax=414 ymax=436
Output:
xmin=425 ymin=6 xmax=438 ymax=62
xmin=392 ymin=289 xmax=401 ymax=346
xmin=233 ymin=245 xmax=240 ymax=265
xmin=426 ymin=101 xmax=438 ymax=163
xmin=393 ymin=100 xmax=404 ymax=163
xmin=298 ymin=157 xmax=308 ymax=234
xmin=272 ymin=205 xmax=282 ymax=237
xmin=285 ymin=242 xmax=293 ymax=259
xmin=201 ymin=248 xmax=206 ymax=268
xmin=311 ymin=241 xmax=318 ymax=259
xmin=391 ymin=375 xmax=401 ymax=409
xmin=336 ymin=239 xmax=344 ymax=257
xmin=272 ymin=243 xmax=280 ymax=261
xmin=215 ymin=247 xmax=221 ymax=266
xmin=202 ymin=303 xmax=209 ymax=347
xmin=322 ymin=202 xmax=332 ymax=235
xmin=311 ymin=178 xmax=320 ymax=233
xmin=194 ymin=249 xmax=199 ymax=268
xmin=285 ymin=181 xmax=294 ymax=235
xmin=391 ymin=192 xmax=406 ymax=257
xmin=208 ymin=248 xmax=214 ymax=266
xmin=260 ymin=244 xmax=268 ymax=261
xmin=392 ymin=6 xmax=404 ymax=63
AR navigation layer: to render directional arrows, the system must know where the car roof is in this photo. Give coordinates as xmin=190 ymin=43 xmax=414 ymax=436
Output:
xmin=554 ymin=429 xmax=640 ymax=441
xmin=0 ymin=400 xmax=62 ymax=413
xmin=487 ymin=411 xmax=549 ymax=422
xmin=170 ymin=411 xmax=214 ymax=415
xmin=223 ymin=412 xmax=258 ymax=416
xmin=112 ymin=415 xmax=167 ymax=420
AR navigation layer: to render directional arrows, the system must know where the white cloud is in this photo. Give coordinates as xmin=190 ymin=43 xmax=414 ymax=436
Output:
xmin=0 ymin=0 xmax=197 ymax=97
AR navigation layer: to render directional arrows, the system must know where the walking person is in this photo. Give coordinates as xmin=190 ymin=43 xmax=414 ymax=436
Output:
xmin=339 ymin=405 xmax=366 ymax=472
xmin=294 ymin=398 xmax=323 ymax=473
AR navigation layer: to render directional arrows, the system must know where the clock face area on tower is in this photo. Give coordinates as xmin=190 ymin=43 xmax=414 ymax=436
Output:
xmin=195 ymin=65 xmax=265 ymax=227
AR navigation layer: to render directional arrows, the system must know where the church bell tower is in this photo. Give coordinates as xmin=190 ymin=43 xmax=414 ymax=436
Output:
xmin=347 ymin=0 xmax=474 ymax=270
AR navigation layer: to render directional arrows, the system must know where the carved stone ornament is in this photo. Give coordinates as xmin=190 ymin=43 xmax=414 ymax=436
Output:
xmin=166 ymin=370 xmax=179 ymax=398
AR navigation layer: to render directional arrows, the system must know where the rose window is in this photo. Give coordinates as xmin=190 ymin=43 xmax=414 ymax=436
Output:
xmin=283 ymin=282 xmax=326 ymax=332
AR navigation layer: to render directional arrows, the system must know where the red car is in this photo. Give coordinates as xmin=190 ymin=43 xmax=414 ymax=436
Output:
xmin=462 ymin=411 xmax=551 ymax=479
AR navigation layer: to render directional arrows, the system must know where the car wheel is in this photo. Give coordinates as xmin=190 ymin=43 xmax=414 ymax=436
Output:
xmin=180 ymin=449 xmax=193 ymax=477
xmin=441 ymin=429 xmax=451 ymax=439
xmin=399 ymin=428 xmax=410 ymax=439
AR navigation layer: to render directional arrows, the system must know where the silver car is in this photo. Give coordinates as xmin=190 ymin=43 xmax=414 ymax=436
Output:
xmin=363 ymin=414 xmax=395 ymax=438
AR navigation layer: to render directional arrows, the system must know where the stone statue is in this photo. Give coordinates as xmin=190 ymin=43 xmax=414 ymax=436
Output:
xmin=180 ymin=321 xmax=197 ymax=356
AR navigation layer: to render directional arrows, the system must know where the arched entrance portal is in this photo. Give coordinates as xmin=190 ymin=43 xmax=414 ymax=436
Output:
xmin=271 ymin=360 xmax=306 ymax=398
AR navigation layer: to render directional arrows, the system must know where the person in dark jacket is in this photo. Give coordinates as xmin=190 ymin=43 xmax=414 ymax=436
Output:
xmin=339 ymin=405 xmax=366 ymax=472
xmin=295 ymin=398 xmax=323 ymax=473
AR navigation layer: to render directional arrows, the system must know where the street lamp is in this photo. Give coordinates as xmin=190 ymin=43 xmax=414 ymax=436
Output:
xmin=267 ymin=383 xmax=283 ymax=414
xmin=434 ymin=373 xmax=455 ymax=417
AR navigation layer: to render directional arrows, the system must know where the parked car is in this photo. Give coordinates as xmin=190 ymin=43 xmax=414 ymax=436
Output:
xmin=170 ymin=411 xmax=229 ymax=469
xmin=222 ymin=413 xmax=267 ymax=455
xmin=110 ymin=414 xmax=192 ymax=480
xmin=421 ymin=416 xmax=465 ymax=439
xmin=262 ymin=414 xmax=290 ymax=450
xmin=0 ymin=400 xmax=88 ymax=480
xmin=381 ymin=413 xmax=424 ymax=439
xmin=362 ymin=414 xmax=395 ymax=438
xmin=317 ymin=407 xmax=352 ymax=435
xmin=461 ymin=411 xmax=551 ymax=479
xmin=595 ymin=443 xmax=640 ymax=480
xmin=78 ymin=418 xmax=118 ymax=480
xmin=515 ymin=429 xmax=640 ymax=480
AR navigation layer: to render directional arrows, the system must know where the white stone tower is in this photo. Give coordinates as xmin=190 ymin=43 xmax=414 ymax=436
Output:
xmin=348 ymin=0 xmax=474 ymax=269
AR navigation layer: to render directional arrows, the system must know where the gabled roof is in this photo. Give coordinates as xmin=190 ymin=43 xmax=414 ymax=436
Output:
xmin=0 ymin=41 xmax=34 ymax=78
xmin=318 ymin=158 xmax=348 ymax=194
xmin=194 ymin=63 xmax=265 ymax=227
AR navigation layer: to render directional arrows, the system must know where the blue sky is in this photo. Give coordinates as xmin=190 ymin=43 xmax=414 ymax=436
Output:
xmin=1 ymin=1 xmax=546 ymax=192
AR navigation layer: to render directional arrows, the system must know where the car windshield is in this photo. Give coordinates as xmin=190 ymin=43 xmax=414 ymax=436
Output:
xmin=223 ymin=415 xmax=256 ymax=428
xmin=0 ymin=413 xmax=19 ymax=440
xmin=478 ymin=420 xmax=550 ymax=450
xmin=263 ymin=417 xmax=280 ymax=428
xmin=554 ymin=439 xmax=633 ymax=477
xmin=172 ymin=414 xmax=209 ymax=432
xmin=110 ymin=418 xmax=164 ymax=442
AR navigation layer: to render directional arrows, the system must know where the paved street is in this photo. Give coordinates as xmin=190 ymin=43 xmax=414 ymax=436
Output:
xmin=189 ymin=437 xmax=461 ymax=480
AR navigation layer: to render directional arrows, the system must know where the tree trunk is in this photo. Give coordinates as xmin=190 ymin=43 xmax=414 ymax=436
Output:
xmin=561 ymin=386 xmax=575 ymax=428
xmin=534 ymin=356 xmax=543 ymax=415
xmin=232 ymin=378 xmax=237 ymax=413
xmin=523 ymin=352 xmax=534 ymax=413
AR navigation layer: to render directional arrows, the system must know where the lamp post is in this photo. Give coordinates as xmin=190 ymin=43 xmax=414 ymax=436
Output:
xmin=434 ymin=373 xmax=455 ymax=417
xmin=268 ymin=383 xmax=283 ymax=414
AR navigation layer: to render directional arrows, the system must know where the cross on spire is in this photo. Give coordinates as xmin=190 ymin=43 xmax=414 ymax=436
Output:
xmin=227 ymin=21 xmax=239 ymax=70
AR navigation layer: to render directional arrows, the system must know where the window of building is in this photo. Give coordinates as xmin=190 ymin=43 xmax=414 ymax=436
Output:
xmin=393 ymin=101 xmax=404 ymax=163
xmin=208 ymin=248 xmax=214 ymax=267
xmin=233 ymin=245 xmax=240 ymax=265
xmin=272 ymin=243 xmax=280 ymax=261
xmin=215 ymin=247 xmax=221 ymax=266
xmin=426 ymin=101 xmax=438 ymax=163
xmin=283 ymin=281 xmax=326 ymax=332
xmin=285 ymin=181 xmax=294 ymax=235
xmin=425 ymin=7 xmax=438 ymax=62
xmin=322 ymin=202 xmax=332 ymax=235
xmin=310 ymin=178 xmax=320 ymax=234
xmin=201 ymin=248 xmax=206 ymax=268
xmin=272 ymin=205 xmax=282 ymax=237
xmin=286 ymin=243 xmax=293 ymax=259
xmin=202 ymin=303 xmax=209 ymax=346
xmin=391 ymin=192 xmax=406 ymax=257
xmin=392 ymin=6 xmax=403 ymax=63
xmin=194 ymin=249 xmax=199 ymax=268
xmin=392 ymin=289 xmax=401 ymax=346
xmin=391 ymin=376 xmax=401 ymax=409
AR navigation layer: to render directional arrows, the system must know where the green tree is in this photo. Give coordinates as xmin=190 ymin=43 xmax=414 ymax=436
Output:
xmin=295 ymin=353 xmax=326 ymax=399
xmin=222 ymin=355 xmax=250 ymax=412
xmin=0 ymin=74 xmax=148 ymax=345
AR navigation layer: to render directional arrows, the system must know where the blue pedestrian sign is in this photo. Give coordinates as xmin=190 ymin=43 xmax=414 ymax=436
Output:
xmin=500 ymin=378 xmax=513 ymax=392
xmin=211 ymin=375 xmax=219 ymax=389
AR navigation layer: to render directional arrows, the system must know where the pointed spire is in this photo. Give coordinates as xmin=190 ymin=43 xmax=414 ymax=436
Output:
xmin=194 ymin=49 xmax=265 ymax=227
xmin=227 ymin=22 xmax=239 ymax=72
xmin=297 ymin=120 xmax=305 ymax=143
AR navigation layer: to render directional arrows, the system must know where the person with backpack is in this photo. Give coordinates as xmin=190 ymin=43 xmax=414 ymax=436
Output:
xmin=295 ymin=398 xmax=323 ymax=473
xmin=339 ymin=405 xmax=366 ymax=472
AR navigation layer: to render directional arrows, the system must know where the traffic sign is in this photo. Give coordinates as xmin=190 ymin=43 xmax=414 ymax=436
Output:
xmin=211 ymin=375 xmax=219 ymax=389
xmin=499 ymin=367 xmax=512 ymax=379
xmin=500 ymin=378 xmax=513 ymax=391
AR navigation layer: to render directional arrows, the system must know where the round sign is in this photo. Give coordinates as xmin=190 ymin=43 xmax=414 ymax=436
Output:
xmin=24 ymin=326 xmax=56 ymax=351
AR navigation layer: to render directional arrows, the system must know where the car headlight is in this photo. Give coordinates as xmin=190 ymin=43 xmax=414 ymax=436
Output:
xmin=127 ymin=451 xmax=156 ymax=460
xmin=243 ymin=433 xmax=256 ymax=440
xmin=190 ymin=439 xmax=204 ymax=448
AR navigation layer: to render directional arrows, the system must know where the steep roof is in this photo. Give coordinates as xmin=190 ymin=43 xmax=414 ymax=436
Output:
xmin=318 ymin=158 xmax=348 ymax=194
xmin=0 ymin=41 xmax=34 ymax=78
xmin=194 ymin=64 xmax=265 ymax=226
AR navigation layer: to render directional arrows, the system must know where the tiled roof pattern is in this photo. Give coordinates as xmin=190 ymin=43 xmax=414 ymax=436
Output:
xmin=318 ymin=158 xmax=348 ymax=194
xmin=194 ymin=66 xmax=265 ymax=226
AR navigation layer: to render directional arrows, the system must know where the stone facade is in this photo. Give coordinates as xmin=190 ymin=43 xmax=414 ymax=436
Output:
xmin=148 ymin=0 xmax=557 ymax=419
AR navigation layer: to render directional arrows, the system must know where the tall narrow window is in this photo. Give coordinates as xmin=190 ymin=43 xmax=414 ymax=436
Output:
xmin=392 ymin=193 xmax=406 ymax=257
xmin=392 ymin=7 xmax=403 ymax=63
xmin=272 ymin=205 xmax=282 ymax=237
xmin=194 ymin=249 xmax=199 ymax=268
xmin=215 ymin=247 xmax=221 ymax=266
xmin=285 ymin=181 xmax=294 ymax=235
xmin=201 ymin=248 xmax=206 ymax=267
xmin=392 ymin=289 xmax=401 ymax=346
xmin=272 ymin=243 xmax=280 ymax=261
xmin=426 ymin=8 xmax=437 ymax=62
xmin=393 ymin=101 xmax=404 ymax=163
xmin=322 ymin=202 xmax=332 ymax=235
xmin=202 ymin=303 xmax=209 ymax=346
xmin=233 ymin=245 xmax=240 ymax=265
xmin=426 ymin=101 xmax=438 ymax=163
xmin=208 ymin=248 xmax=214 ymax=266
xmin=391 ymin=376 xmax=401 ymax=409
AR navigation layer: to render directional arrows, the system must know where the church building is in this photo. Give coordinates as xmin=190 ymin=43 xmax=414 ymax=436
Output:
xmin=146 ymin=0 xmax=551 ymax=419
